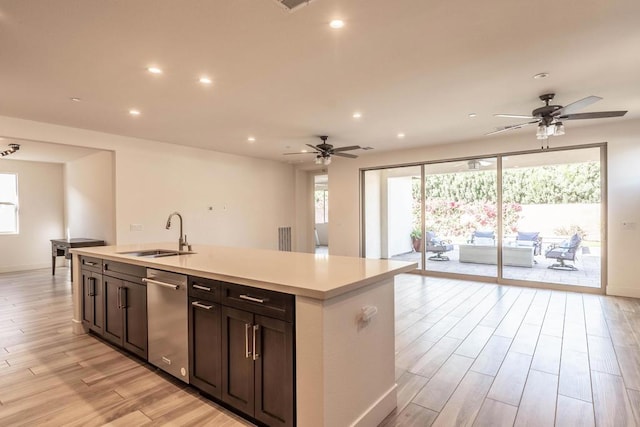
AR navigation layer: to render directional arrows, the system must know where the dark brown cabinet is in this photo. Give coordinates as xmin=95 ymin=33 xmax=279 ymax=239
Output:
xmin=80 ymin=262 xmax=103 ymax=335
xmin=189 ymin=296 xmax=222 ymax=399
xmin=221 ymin=291 xmax=295 ymax=427
xmin=106 ymin=261 xmax=147 ymax=360
xmin=103 ymin=276 xmax=148 ymax=359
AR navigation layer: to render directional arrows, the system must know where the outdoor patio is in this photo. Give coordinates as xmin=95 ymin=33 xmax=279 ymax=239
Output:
xmin=391 ymin=244 xmax=601 ymax=288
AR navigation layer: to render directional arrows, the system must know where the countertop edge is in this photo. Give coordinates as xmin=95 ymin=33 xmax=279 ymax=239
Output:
xmin=71 ymin=247 xmax=417 ymax=300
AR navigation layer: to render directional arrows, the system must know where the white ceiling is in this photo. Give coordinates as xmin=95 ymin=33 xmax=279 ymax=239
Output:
xmin=0 ymin=0 xmax=638 ymax=163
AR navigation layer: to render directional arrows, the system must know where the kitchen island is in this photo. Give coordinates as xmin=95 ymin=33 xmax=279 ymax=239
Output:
xmin=70 ymin=243 xmax=416 ymax=427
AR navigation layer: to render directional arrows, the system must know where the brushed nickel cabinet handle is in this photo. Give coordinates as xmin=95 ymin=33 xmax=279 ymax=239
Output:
xmin=84 ymin=261 xmax=98 ymax=267
xmin=116 ymin=286 xmax=122 ymax=309
xmin=239 ymin=294 xmax=265 ymax=304
xmin=245 ymin=323 xmax=252 ymax=359
xmin=88 ymin=277 xmax=96 ymax=296
xmin=252 ymin=324 xmax=260 ymax=361
xmin=192 ymin=284 xmax=211 ymax=292
xmin=191 ymin=301 xmax=213 ymax=310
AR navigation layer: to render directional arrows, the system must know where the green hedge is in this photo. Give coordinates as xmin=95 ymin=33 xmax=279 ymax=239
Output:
xmin=422 ymin=162 xmax=600 ymax=204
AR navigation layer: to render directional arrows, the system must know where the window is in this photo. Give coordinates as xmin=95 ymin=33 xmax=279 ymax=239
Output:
xmin=0 ymin=173 xmax=19 ymax=234
xmin=314 ymin=175 xmax=329 ymax=224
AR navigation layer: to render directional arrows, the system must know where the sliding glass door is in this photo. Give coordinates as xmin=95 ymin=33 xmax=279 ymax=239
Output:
xmin=363 ymin=166 xmax=422 ymax=269
xmin=501 ymin=147 xmax=602 ymax=288
xmin=361 ymin=144 xmax=605 ymax=291
xmin=424 ymin=158 xmax=497 ymax=278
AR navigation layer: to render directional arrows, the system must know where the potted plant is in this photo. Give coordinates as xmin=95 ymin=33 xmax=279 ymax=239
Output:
xmin=410 ymin=227 xmax=422 ymax=252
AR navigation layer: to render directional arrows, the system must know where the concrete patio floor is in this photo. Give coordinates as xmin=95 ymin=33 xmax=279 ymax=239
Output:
xmin=391 ymin=245 xmax=601 ymax=288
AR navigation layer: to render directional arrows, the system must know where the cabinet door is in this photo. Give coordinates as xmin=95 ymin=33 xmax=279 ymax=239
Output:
xmin=222 ymin=306 xmax=255 ymax=416
xmin=122 ymin=280 xmax=147 ymax=360
xmin=81 ymin=269 xmax=94 ymax=328
xmin=189 ymin=298 xmax=222 ymax=398
xmin=82 ymin=271 xmax=104 ymax=335
xmin=103 ymin=276 xmax=124 ymax=346
xmin=254 ymin=315 xmax=294 ymax=427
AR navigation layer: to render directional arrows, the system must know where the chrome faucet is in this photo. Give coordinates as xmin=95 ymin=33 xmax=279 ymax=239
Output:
xmin=165 ymin=211 xmax=192 ymax=251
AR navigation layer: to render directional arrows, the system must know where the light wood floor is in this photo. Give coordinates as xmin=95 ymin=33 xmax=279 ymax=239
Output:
xmin=383 ymin=274 xmax=640 ymax=427
xmin=1 ymin=269 xmax=639 ymax=426
xmin=0 ymin=268 xmax=251 ymax=426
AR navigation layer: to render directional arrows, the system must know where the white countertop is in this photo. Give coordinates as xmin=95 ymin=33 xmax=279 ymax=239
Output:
xmin=71 ymin=243 xmax=416 ymax=300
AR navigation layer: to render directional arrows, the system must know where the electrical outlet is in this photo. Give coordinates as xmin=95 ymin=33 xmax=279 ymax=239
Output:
xmin=130 ymin=224 xmax=143 ymax=232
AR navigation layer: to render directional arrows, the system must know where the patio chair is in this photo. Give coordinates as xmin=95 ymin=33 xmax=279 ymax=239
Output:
xmin=545 ymin=233 xmax=582 ymax=270
xmin=468 ymin=230 xmax=495 ymax=246
xmin=425 ymin=231 xmax=454 ymax=261
xmin=516 ymin=231 xmax=542 ymax=256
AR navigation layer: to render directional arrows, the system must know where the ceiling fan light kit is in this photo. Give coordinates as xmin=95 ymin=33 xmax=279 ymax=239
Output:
xmin=284 ymin=135 xmax=361 ymax=165
xmin=487 ymin=93 xmax=627 ymax=142
xmin=1 ymin=143 xmax=20 ymax=157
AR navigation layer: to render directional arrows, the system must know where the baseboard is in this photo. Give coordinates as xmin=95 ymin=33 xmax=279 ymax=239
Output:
xmin=606 ymin=285 xmax=640 ymax=298
xmin=0 ymin=263 xmax=56 ymax=274
xmin=351 ymin=383 xmax=397 ymax=427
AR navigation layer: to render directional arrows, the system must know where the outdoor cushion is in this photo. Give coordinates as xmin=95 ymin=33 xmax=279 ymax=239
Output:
xmin=517 ymin=231 xmax=539 ymax=241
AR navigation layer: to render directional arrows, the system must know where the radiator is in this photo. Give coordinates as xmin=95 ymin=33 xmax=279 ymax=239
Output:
xmin=278 ymin=227 xmax=292 ymax=252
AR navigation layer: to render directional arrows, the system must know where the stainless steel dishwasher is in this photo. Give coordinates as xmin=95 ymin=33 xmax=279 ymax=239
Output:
xmin=143 ymin=269 xmax=189 ymax=383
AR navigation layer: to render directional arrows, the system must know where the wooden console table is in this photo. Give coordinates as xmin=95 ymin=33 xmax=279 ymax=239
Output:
xmin=51 ymin=238 xmax=105 ymax=276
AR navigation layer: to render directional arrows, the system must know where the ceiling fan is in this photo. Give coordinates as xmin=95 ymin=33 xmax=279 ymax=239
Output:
xmin=487 ymin=93 xmax=627 ymax=141
xmin=284 ymin=135 xmax=361 ymax=165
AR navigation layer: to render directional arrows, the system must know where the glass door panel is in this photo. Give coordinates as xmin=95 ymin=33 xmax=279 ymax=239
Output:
xmin=501 ymin=148 xmax=601 ymax=288
xmin=424 ymin=158 xmax=497 ymax=277
xmin=363 ymin=166 xmax=422 ymax=269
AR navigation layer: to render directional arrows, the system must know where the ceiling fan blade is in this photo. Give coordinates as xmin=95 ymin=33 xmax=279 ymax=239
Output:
xmin=306 ymin=144 xmax=321 ymax=151
xmin=332 ymin=145 xmax=361 ymax=152
xmin=494 ymin=114 xmax=536 ymax=119
xmin=557 ymin=111 xmax=628 ymax=120
xmin=485 ymin=120 xmax=539 ymax=136
xmin=333 ymin=152 xmax=358 ymax=158
xmin=283 ymin=152 xmax=316 ymax=155
xmin=551 ymin=95 xmax=602 ymax=117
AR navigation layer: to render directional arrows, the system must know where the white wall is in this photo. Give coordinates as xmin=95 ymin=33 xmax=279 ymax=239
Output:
xmin=64 ymin=150 xmax=116 ymax=244
xmin=295 ymin=169 xmax=315 ymax=253
xmin=386 ymin=176 xmax=414 ymax=257
xmin=0 ymin=159 xmax=64 ymax=272
xmin=326 ymin=119 xmax=640 ymax=298
xmin=364 ymin=169 xmax=382 ymax=258
xmin=0 ymin=115 xmax=296 ymax=252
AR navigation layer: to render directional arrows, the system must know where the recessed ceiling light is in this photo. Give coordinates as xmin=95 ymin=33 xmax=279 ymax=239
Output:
xmin=352 ymin=112 xmax=362 ymax=119
xmin=468 ymin=113 xmax=477 ymax=118
xmin=70 ymin=97 xmax=81 ymax=102
xmin=329 ymin=20 xmax=345 ymax=29
xmin=533 ymin=72 xmax=549 ymax=79
xmin=397 ymin=133 xmax=405 ymax=139
xmin=248 ymin=136 xmax=256 ymax=142
xmin=199 ymin=76 xmax=212 ymax=85
xmin=147 ymin=67 xmax=163 ymax=74
xmin=129 ymin=109 xmax=141 ymax=116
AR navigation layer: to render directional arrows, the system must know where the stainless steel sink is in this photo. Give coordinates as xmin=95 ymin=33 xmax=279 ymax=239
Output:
xmin=118 ymin=249 xmax=196 ymax=258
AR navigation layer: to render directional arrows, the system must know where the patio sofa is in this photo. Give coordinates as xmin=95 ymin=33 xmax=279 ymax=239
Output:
xmin=459 ymin=244 xmax=535 ymax=267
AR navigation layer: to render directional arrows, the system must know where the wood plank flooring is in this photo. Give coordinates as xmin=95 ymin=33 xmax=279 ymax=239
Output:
xmin=384 ymin=274 xmax=640 ymax=427
xmin=1 ymin=269 xmax=639 ymax=426
xmin=0 ymin=268 xmax=251 ymax=427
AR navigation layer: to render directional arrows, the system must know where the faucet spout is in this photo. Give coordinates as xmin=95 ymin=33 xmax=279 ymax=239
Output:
xmin=165 ymin=212 xmax=190 ymax=251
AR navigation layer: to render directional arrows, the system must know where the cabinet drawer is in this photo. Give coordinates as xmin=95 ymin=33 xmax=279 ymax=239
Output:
xmin=103 ymin=261 xmax=146 ymax=283
xmin=222 ymin=283 xmax=294 ymax=322
xmin=80 ymin=256 xmax=102 ymax=273
xmin=188 ymin=276 xmax=222 ymax=302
